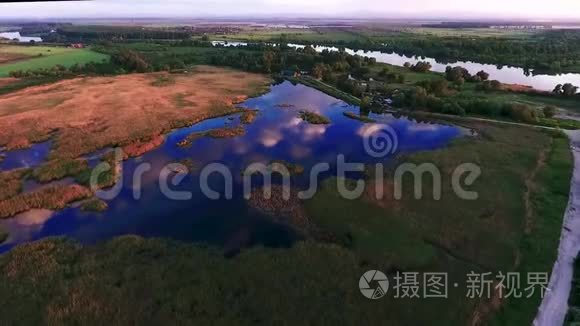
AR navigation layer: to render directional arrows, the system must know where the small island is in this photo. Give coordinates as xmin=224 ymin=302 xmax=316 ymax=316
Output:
xmin=298 ymin=111 xmax=330 ymax=125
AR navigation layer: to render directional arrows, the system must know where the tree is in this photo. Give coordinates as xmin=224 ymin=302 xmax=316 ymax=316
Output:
xmin=360 ymin=96 xmax=372 ymax=110
xmin=446 ymin=66 xmax=471 ymax=82
xmin=409 ymin=86 xmax=428 ymax=108
xmin=170 ymin=59 xmax=186 ymax=69
xmin=112 ymin=49 xmax=150 ymax=73
xmin=303 ymin=45 xmax=317 ymax=56
xmin=392 ymin=92 xmax=407 ymax=107
xmin=311 ymin=63 xmax=326 ymax=79
xmin=378 ymin=67 xmax=390 ymax=77
xmin=476 ymin=70 xmax=490 ymax=81
xmin=543 ymin=105 xmax=557 ymax=118
xmin=506 ymin=103 xmax=538 ymax=123
xmin=352 ymin=66 xmax=371 ymax=79
xmin=429 ymin=79 xmax=449 ymax=96
xmin=553 ymin=83 xmax=578 ymax=96
xmin=262 ymin=51 xmax=275 ymax=73
xmin=563 ymin=83 xmax=579 ymax=96
xmin=322 ymin=70 xmax=336 ymax=84
xmin=442 ymin=101 xmax=466 ymax=116
xmin=410 ymin=61 xmax=432 ymax=73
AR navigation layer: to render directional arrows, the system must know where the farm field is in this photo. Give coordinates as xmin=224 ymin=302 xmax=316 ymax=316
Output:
xmin=0 ymin=45 xmax=109 ymax=77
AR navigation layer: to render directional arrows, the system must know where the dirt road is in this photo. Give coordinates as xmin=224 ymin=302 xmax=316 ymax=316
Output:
xmin=534 ymin=130 xmax=580 ymax=326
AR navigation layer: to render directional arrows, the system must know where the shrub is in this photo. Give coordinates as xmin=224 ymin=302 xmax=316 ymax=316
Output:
xmin=464 ymin=99 xmax=503 ymax=117
xmin=476 ymin=70 xmax=490 ymax=81
xmin=0 ymin=225 xmax=7 ymax=244
xmin=543 ymin=105 xmax=557 ymax=118
xmin=32 ymin=159 xmax=89 ymax=184
xmin=80 ymin=198 xmax=109 ymax=212
xmin=299 ymin=111 xmax=331 ymax=125
xmin=409 ymin=61 xmax=432 ymax=73
xmin=504 ymin=103 xmax=539 ymax=123
xmin=441 ymin=101 xmax=466 ymax=116
xmin=445 ymin=66 xmax=471 ymax=82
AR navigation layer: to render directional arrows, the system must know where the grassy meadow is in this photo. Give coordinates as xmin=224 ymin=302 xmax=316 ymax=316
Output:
xmin=403 ymin=27 xmax=540 ymax=39
xmin=0 ymin=45 xmax=109 ymax=77
xmin=209 ymin=27 xmax=362 ymax=43
xmin=303 ymin=121 xmax=571 ymax=324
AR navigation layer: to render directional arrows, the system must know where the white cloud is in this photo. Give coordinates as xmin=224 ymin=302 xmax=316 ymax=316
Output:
xmin=259 ymin=129 xmax=283 ymax=147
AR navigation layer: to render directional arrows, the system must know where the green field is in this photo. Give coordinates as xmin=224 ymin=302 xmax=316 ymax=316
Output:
xmin=209 ymin=27 xmax=363 ymax=43
xmin=0 ymin=45 xmax=76 ymax=56
xmin=0 ymin=45 xmax=109 ymax=77
xmin=208 ymin=27 xmax=539 ymax=43
xmin=402 ymin=27 xmax=540 ymax=39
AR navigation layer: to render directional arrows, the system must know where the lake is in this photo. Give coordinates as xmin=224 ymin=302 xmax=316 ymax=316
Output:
xmin=0 ymin=81 xmax=462 ymax=253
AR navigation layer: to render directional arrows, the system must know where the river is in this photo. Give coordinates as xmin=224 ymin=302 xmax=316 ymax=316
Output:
xmin=211 ymin=40 xmax=580 ymax=92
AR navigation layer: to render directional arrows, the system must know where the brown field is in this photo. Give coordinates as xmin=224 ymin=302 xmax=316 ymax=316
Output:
xmin=501 ymin=83 xmax=536 ymax=92
xmin=121 ymin=135 xmax=165 ymax=159
xmin=32 ymin=158 xmax=88 ymax=183
xmin=0 ymin=66 xmax=270 ymax=159
xmin=0 ymin=184 xmax=92 ymax=219
xmin=0 ymin=66 xmax=269 ymax=218
xmin=0 ymin=53 xmax=28 ymax=65
xmin=0 ymin=169 xmax=28 ymax=201
xmin=177 ymin=125 xmax=246 ymax=147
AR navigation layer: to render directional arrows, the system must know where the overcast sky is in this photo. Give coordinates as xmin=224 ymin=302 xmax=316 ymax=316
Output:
xmin=0 ymin=0 xmax=579 ymax=20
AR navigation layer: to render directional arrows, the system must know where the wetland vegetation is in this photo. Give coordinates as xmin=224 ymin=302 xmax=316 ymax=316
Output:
xmin=0 ymin=21 xmax=578 ymax=326
xmin=298 ymin=110 xmax=331 ymax=124
xmin=0 ymin=117 xmax=571 ymax=325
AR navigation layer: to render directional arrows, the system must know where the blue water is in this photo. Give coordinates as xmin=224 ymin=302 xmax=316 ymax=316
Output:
xmin=0 ymin=81 xmax=463 ymax=253
xmin=0 ymin=140 xmax=52 ymax=171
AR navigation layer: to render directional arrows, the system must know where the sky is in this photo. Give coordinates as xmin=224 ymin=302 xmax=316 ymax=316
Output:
xmin=0 ymin=0 xmax=580 ymax=20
